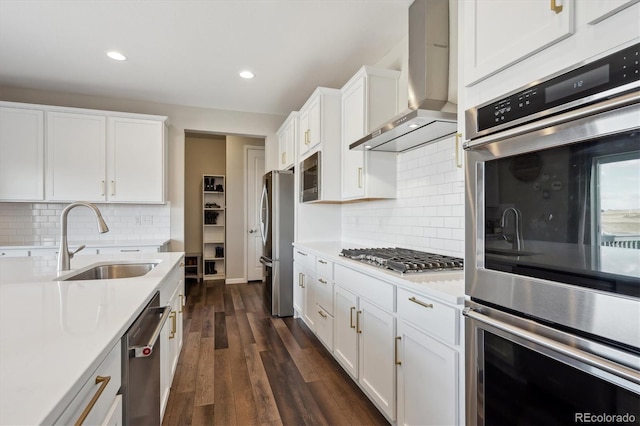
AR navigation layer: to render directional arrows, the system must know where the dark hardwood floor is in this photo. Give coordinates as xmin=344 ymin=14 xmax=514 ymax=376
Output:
xmin=162 ymin=279 xmax=390 ymax=426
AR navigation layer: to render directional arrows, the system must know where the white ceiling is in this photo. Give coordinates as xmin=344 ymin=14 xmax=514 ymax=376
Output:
xmin=0 ymin=0 xmax=412 ymax=116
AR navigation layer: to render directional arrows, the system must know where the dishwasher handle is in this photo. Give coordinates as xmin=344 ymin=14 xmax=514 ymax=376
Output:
xmin=129 ymin=305 xmax=172 ymax=358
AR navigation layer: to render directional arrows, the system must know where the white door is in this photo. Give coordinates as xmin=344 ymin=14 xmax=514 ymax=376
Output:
xmin=246 ymin=147 xmax=265 ymax=281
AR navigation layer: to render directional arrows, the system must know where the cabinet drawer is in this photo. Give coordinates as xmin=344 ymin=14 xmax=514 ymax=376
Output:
xmin=315 ymin=275 xmax=333 ymax=315
xmin=314 ymin=305 xmax=334 ymax=351
xmin=97 ymin=246 xmax=160 ymax=254
xmin=55 ymin=341 xmax=122 ymax=425
xmin=294 ymin=249 xmax=315 ymax=270
xmin=397 ymin=288 xmax=459 ymax=346
xmin=334 ymin=264 xmax=394 ymax=312
xmin=316 ymin=257 xmax=333 ymax=279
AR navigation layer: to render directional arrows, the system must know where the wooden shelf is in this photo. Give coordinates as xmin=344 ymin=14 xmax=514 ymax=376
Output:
xmin=203 ymin=175 xmax=225 ymax=280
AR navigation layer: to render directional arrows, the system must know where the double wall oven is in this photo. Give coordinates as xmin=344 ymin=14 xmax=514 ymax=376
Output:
xmin=463 ymin=42 xmax=640 ymax=425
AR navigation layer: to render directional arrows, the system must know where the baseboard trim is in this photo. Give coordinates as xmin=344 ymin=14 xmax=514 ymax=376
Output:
xmin=225 ymin=278 xmax=246 ymax=284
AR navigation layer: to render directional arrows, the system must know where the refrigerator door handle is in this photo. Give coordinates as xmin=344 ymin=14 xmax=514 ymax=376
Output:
xmin=259 ymin=183 xmax=269 ymax=246
xmin=259 ymin=256 xmax=273 ymax=267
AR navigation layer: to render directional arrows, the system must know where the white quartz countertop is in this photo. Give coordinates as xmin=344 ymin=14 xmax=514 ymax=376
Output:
xmin=293 ymin=241 xmax=465 ymax=305
xmin=0 ymin=251 xmax=184 ymax=425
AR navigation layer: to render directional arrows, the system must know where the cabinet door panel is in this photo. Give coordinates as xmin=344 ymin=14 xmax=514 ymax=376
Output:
xmin=397 ymin=321 xmax=458 ymax=426
xmin=333 ymin=285 xmax=358 ymax=378
xmin=303 ymin=269 xmax=316 ymax=331
xmin=464 ymin=0 xmax=574 ymax=86
xmin=293 ymin=263 xmax=304 ymax=315
xmin=358 ymin=298 xmax=396 ymax=420
xmin=108 ymin=118 xmax=164 ymax=203
xmin=342 ymin=78 xmax=366 ymax=199
xmin=0 ymin=107 xmax=44 ymax=200
xmin=46 ymin=112 xmax=106 ymax=201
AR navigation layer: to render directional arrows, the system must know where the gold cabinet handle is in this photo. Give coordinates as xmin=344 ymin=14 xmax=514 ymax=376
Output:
xmin=550 ymin=0 xmax=563 ymax=13
xmin=296 ymin=251 xmax=308 ymax=256
xmin=74 ymin=375 xmax=111 ymax=426
xmin=356 ymin=310 xmax=362 ymax=334
xmin=282 ymin=152 xmax=286 ymax=164
xmin=395 ymin=336 xmax=402 ymax=366
xmin=301 ymin=273 xmax=305 ymax=289
xmin=318 ymin=310 xmax=327 ymax=319
xmin=455 ymin=133 xmax=463 ymax=168
xmin=179 ymin=262 xmax=185 ymax=267
xmin=179 ymin=294 xmax=184 ymax=313
xmin=409 ymin=296 xmax=434 ymax=309
xmin=358 ymin=167 xmax=363 ymax=188
xmin=318 ymin=278 xmax=327 ymax=284
xmin=305 ymin=129 xmax=310 ymax=145
xmin=298 ymin=272 xmax=303 ymax=287
xmin=169 ymin=311 xmax=177 ymax=339
xmin=318 ymin=259 xmax=328 ymax=264
xmin=350 ymin=306 xmax=356 ymax=329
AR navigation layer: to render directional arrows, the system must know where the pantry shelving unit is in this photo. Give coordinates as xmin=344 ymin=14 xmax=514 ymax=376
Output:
xmin=202 ymin=175 xmax=225 ymax=280
xmin=184 ymin=253 xmax=202 ymax=282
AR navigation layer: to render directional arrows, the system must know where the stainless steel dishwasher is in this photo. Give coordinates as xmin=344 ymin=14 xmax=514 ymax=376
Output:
xmin=121 ymin=292 xmax=171 ymax=425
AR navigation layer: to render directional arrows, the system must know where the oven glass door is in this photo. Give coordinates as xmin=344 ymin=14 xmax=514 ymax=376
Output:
xmin=483 ymin=130 xmax=640 ymax=297
xmin=465 ymin=303 xmax=640 ymax=426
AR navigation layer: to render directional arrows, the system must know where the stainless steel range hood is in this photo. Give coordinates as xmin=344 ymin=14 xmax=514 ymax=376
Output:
xmin=350 ymin=0 xmax=457 ymax=153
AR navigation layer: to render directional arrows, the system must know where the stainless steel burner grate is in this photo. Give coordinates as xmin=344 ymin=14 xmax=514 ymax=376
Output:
xmin=340 ymin=247 xmax=463 ymax=274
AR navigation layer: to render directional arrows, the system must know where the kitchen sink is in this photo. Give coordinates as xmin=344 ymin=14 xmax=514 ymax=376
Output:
xmin=60 ymin=263 xmax=158 ymax=281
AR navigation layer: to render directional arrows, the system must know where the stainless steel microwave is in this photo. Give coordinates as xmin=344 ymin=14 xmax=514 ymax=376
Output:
xmin=300 ymin=151 xmax=320 ymax=202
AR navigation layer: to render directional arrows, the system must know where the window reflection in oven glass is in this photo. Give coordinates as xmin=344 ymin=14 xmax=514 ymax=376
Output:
xmin=484 ymin=332 xmax=640 ymax=425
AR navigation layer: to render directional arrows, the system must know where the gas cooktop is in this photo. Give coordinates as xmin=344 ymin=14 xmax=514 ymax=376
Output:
xmin=340 ymin=247 xmax=463 ymax=274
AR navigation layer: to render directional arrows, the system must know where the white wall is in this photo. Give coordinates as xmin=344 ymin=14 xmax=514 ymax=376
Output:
xmin=0 ymin=202 xmax=170 ymax=245
xmin=342 ymin=135 xmax=464 ymax=257
xmin=0 ymin=85 xmax=285 ymax=253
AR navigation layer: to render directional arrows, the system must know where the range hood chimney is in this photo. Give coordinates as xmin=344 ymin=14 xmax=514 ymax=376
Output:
xmin=350 ymin=0 xmax=457 ymax=153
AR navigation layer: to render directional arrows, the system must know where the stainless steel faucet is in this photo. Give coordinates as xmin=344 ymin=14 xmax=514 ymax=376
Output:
xmin=58 ymin=202 xmax=109 ymax=272
xmin=500 ymin=207 xmax=524 ymax=251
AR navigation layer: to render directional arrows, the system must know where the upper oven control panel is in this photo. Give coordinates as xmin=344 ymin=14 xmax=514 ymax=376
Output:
xmin=466 ymin=42 xmax=639 ymax=140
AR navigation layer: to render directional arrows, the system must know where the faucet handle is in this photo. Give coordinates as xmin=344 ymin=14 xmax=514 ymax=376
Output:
xmin=70 ymin=245 xmax=86 ymax=259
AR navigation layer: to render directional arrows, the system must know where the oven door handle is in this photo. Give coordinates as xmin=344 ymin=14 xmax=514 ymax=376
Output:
xmin=463 ymin=307 xmax=640 ymax=385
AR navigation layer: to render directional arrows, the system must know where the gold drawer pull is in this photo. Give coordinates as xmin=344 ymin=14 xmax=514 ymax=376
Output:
xmin=409 ymin=296 xmax=434 ymax=309
xmin=350 ymin=306 xmax=356 ymax=329
xmin=169 ymin=311 xmax=177 ymax=339
xmin=550 ymin=0 xmax=563 ymax=13
xmin=395 ymin=336 xmax=402 ymax=365
xmin=455 ymin=133 xmax=463 ymax=168
xmin=74 ymin=375 xmax=111 ymax=426
xmin=356 ymin=310 xmax=362 ymax=334
xmin=179 ymin=294 xmax=185 ymax=313
xmin=318 ymin=278 xmax=327 ymax=284
xmin=318 ymin=310 xmax=327 ymax=319
xmin=318 ymin=259 xmax=328 ymax=264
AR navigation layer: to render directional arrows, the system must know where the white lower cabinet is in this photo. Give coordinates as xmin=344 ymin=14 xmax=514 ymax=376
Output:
xmin=55 ymin=341 xmax=122 ymax=425
xmin=293 ymin=249 xmax=316 ymax=331
xmin=159 ymin=260 xmax=185 ymax=420
xmin=397 ymin=320 xmax=459 ymax=426
xmin=333 ymin=283 xmax=396 ymax=421
xmin=297 ymin=247 xmax=463 ymax=424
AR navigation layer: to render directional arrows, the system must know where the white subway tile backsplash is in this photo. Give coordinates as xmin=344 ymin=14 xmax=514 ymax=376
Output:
xmin=342 ymin=134 xmax=465 ymax=258
xmin=0 ymin=203 xmax=170 ymax=245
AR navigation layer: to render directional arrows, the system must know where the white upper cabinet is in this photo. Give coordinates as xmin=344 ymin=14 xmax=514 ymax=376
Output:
xmin=0 ymin=106 xmax=44 ymax=201
xmin=463 ymin=0 xmax=575 ymax=86
xmin=107 ymin=117 xmax=165 ymax=203
xmin=13 ymin=102 xmax=170 ymax=204
xmin=297 ymin=87 xmax=340 ymax=161
xmin=341 ymin=66 xmax=400 ymax=200
xmin=277 ymin=111 xmax=297 ymax=170
xmin=46 ymin=111 xmax=107 ymax=202
xmin=577 ymin=0 xmax=639 ymax=25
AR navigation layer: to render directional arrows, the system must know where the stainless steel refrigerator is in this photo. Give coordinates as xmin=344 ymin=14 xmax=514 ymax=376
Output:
xmin=259 ymin=170 xmax=294 ymax=317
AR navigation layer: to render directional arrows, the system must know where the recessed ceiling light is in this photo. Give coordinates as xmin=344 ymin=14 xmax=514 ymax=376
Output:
xmin=239 ymin=70 xmax=255 ymax=79
xmin=408 ymin=123 xmax=419 ymax=128
xmin=106 ymin=51 xmax=127 ymax=61
xmin=365 ymin=145 xmax=372 ymax=150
